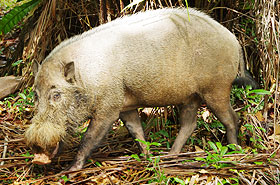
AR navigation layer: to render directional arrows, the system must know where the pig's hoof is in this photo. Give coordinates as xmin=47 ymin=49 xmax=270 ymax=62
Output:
xmin=59 ymin=170 xmax=77 ymax=181
xmin=168 ymin=151 xmax=179 ymax=155
xmin=167 ymin=150 xmax=180 ymax=158
xmin=60 ymin=165 xmax=82 ymax=180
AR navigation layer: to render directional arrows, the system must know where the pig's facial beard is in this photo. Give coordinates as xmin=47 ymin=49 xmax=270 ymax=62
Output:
xmin=25 ymin=114 xmax=68 ymax=154
xmin=25 ymin=87 xmax=93 ymax=164
xmin=25 ymin=113 xmax=89 ymax=157
xmin=26 ymin=115 xmax=88 ymax=164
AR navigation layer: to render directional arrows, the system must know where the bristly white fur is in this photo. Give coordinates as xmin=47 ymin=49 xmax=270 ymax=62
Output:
xmin=45 ymin=8 xmax=213 ymax=62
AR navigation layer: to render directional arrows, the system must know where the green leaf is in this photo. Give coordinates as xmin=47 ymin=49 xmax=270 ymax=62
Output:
xmin=19 ymin=92 xmax=26 ymax=100
xmin=208 ymin=141 xmax=218 ymax=153
xmin=210 ymin=153 xmax=221 ymax=162
xmin=229 ymin=177 xmax=239 ymax=184
xmin=216 ymin=142 xmax=222 ymax=151
xmin=248 ymin=89 xmax=271 ymax=95
xmin=21 ymin=151 xmax=33 ymax=157
xmin=139 ymin=153 xmax=146 ymax=157
xmin=166 ymin=142 xmax=170 ymax=149
xmin=173 ymin=177 xmax=186 ymax=185
xmin=60 ymin=175 xmax=69 ymax=182
xmin=159 ymin=130 xmax=169 ymax=137
xmin=150 ymin=142 xmax=161 ymax=146
xmin=154 ymin=156 xmax=160 ymax=164
xmin=220 ymin=146 xmax=228 ymax=156
xmin=257 ymin=126 xmax=266 ymax=132
xmin=195 ymin=157 xmax=206 ymax=162
xmin=254 ymin=161 xmax=263 ymax=165
xmin=227 ymin=150 xmax=243 ymax=154
xmin=12 ymin=59 xmax=23 ymax=66
xmin=270 ymin=151 xmax=276 ymax=158
xmin=81 ymin=126 xmax=88 ymax=134
xmin=0 ymin=48 xmax=4 ymax=55
xmin=130 ymin=154 xmax=141 ymax=161
xmin=0 ymin=0 xmax=41 ymax=35
xmin=95 ymin=161 xmax=102 ymax=167
xmin=135 ymin=139 xmax=148 ymax=145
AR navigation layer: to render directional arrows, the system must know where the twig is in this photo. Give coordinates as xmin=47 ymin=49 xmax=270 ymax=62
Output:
xmin=0 ymin=136 xmax=8 ymax=166
xmin=0 ymin=138 xmax=24 ymax=143
xmin=0 ymin=156 xmax=33 ymax=161
xmin=209 ymin=7 xmax=258 ymax=22
xmin=71 ymin=171 xmax=116 ymax=185
xmin=238 ymin=172 xmax=252 ymax=185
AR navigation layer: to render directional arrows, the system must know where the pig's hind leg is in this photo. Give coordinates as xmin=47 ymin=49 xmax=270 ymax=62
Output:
xmin=120 ymin=110 xmax=148 ymax=155
xmin=169 ymin=94 xmax=202 ymax=154
xmin=203 ymin=89 xmax=239 ymax=145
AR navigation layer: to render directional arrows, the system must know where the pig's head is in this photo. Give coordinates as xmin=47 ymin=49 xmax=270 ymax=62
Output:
xmin=25 ymin=58 xmax=93 ymax=164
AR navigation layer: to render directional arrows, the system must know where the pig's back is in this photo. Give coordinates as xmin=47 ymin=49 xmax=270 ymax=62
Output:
xmin=115 ymin=8 xmax=240 ymax=105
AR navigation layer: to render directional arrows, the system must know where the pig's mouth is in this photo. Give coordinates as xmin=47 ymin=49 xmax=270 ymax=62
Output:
xmin=32 ymin=142 xmax=59 ymax=165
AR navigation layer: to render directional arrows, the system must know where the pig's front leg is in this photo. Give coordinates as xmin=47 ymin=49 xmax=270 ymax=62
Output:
xmin=120 ymin=110 xmax=148 ymax=155
xmin=67 ymin=112 xmax=119 ymax=171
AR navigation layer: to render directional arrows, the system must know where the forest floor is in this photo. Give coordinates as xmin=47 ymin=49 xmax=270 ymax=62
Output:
xmin=0 ymin=88 xmax=280 ymax=184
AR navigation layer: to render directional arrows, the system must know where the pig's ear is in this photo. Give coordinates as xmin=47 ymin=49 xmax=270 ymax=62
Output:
xmin=64 ymin=61 xmax=76 ymax=84
xmin=32 ymin=60 xmax=40 ymax=76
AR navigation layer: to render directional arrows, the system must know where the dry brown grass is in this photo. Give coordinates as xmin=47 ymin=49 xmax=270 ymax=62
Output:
xmin=254 ymin=0 xmax=280 ymax=138
xmin=0 ymin=108 xmax=280 ymax=184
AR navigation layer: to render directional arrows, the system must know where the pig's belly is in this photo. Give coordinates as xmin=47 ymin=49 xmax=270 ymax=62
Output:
xmin=121 ymin=87 xmax=195 ymax=111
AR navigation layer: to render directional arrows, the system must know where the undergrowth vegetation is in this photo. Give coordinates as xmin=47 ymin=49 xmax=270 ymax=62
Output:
xmin=1 ymin=85 xmax=278 ymax=184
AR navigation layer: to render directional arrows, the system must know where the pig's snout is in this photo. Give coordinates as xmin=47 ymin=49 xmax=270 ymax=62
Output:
xmin=31 ymin=142 xmax=59 ymax=165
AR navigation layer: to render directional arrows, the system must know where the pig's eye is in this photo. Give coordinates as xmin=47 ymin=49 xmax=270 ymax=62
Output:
xmin=52 ymin=92 xmax=61 ymax=102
